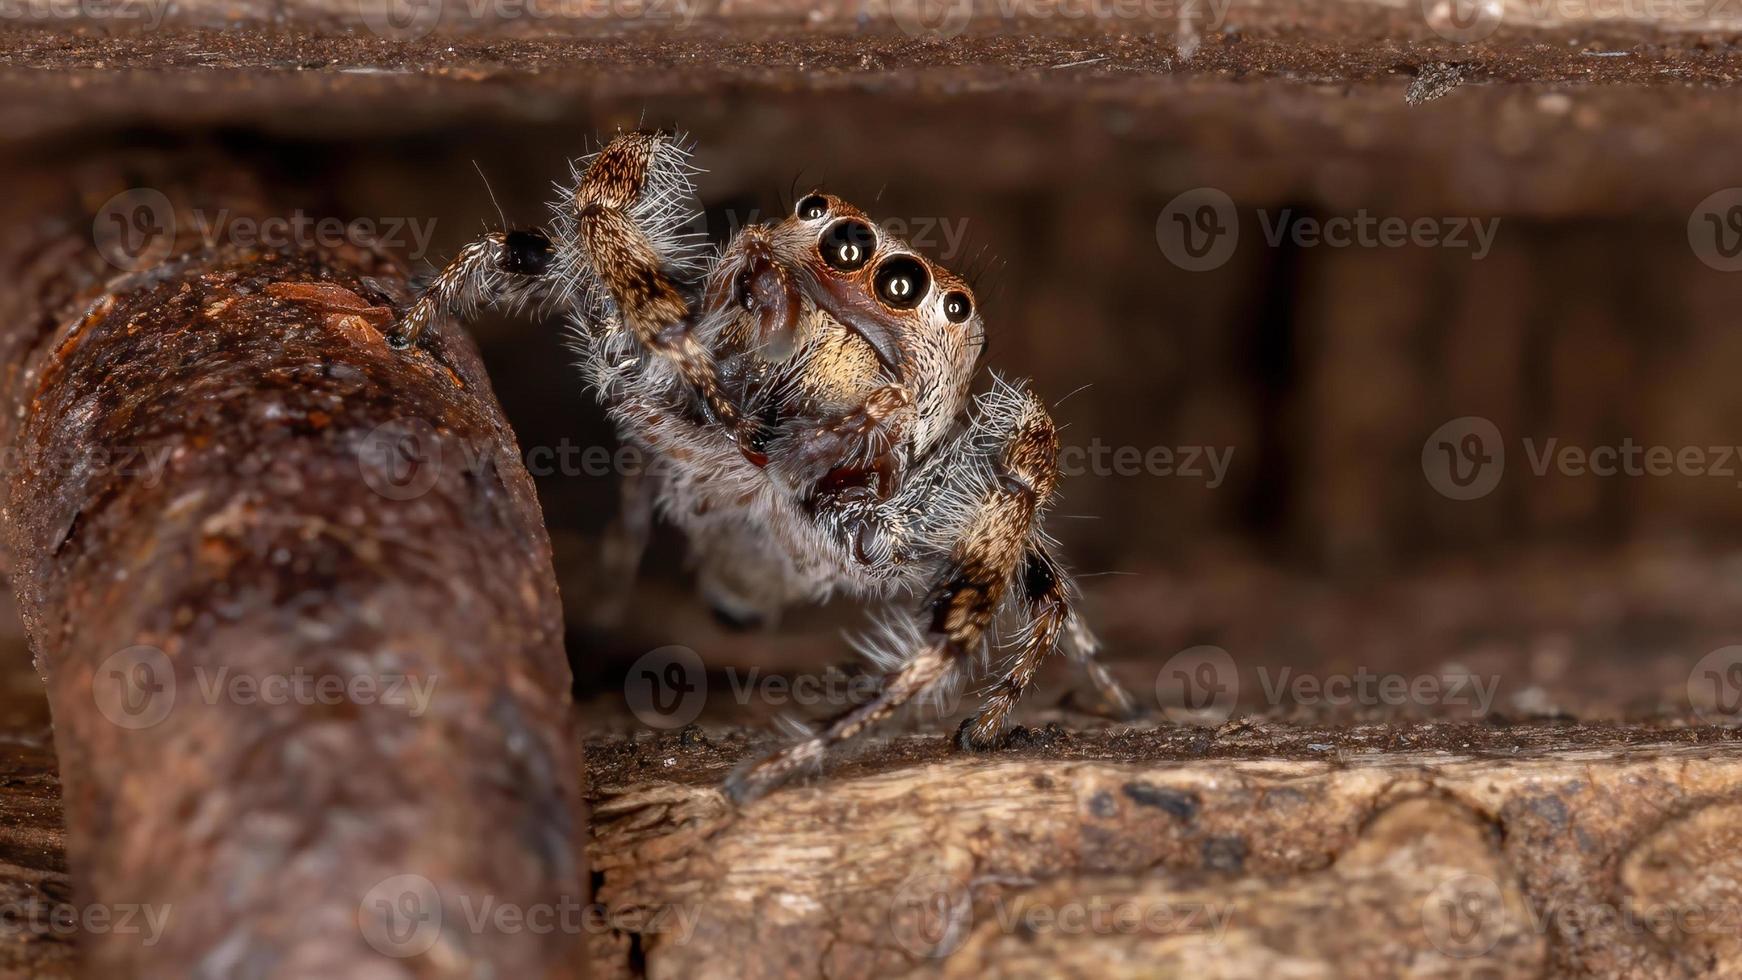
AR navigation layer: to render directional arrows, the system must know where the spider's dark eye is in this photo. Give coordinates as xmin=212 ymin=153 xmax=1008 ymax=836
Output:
xmin=820 ymin=220 xmax=875 ymax=271
xmin=874 ymin=256 xmax=930 ymax=310
xmin=797 ymin=195 xmax=829 ymax=221
xmin=942 ymin=290 xmax=973 ymax=323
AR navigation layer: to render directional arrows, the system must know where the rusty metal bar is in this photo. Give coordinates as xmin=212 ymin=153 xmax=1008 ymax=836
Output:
xmin=0 ymin=187 xmax=585 ymax=976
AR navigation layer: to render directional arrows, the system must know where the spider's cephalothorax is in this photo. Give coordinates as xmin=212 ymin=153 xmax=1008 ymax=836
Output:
xmin=389 ymin=131 xmax=1136 ymax=801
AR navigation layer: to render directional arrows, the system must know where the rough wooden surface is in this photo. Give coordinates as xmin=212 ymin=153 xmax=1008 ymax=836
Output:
xmin=0 ymin=721 xmax=1737 ymax=976
xmin=587 ymin=724 xmax=1742 ymax=979
xmin=0 ymin=178 xmax=585 ymax=976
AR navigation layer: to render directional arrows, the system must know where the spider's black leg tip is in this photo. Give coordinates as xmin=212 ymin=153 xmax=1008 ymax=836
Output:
xmin=953 ymin=716 xmax=1002 ymax=753
xmin=721 ymin=769 xmax=762 ymax=807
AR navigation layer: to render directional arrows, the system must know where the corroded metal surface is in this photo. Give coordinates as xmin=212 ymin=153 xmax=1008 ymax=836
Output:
xmin=0 ymin=191 xmax=584 ymax=975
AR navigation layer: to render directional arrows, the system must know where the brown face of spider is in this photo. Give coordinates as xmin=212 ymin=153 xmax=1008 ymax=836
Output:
xmin=704 ymin=192 xmax=985 ymax=462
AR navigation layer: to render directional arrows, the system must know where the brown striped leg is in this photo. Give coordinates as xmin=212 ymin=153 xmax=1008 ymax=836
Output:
xmin=723 ymin=636 xmax=955 ymax=803
xmin=386 ymin=229 xmax=555 ymax=349
xmin=570 ymin=133 xmax=758 ymax=451
xmin=956 ymin=549 xmax=1073 ymax=750
xmin=955 ymin=545 xmax=1139 ymax=748
xmin=1063 ymin=610 xmax=1140 ymax=720
xmin=724 ymin=392 xmax=1060 ymax=802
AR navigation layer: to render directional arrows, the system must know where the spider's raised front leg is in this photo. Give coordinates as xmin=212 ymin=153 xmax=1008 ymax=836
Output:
xmin=392 ymin=132 xmax=759 ymax=452
xmin=726 ymin=384 xmax=1078 ymax=802
xmin=386 ymin=229 xmax=557 ymax=349
xmin=562 ymin=132 xmax=756 ymax=448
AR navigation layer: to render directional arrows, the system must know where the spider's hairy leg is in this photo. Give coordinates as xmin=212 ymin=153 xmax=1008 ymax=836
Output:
xmin=724 ymin=388 xmax=1059 ymax=803
xmin=386 ymin=229 xmax=557 ymax=349
xmin=955 ymin=544 xmax=1137 ymax=747
xmin=1063 ymin=610 xmax=1140 ymax=720
xmin=956 ymin=547 xmax=1072 ymax=750
xmin=724 ymin=631 xmax=955 ymax=803
xmin=569 ymin=132 xmax=754 ymax=446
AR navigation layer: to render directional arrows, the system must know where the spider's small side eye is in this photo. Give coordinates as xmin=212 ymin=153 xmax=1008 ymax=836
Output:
xmin=874 ymin=256 xmax=930 ymax=310
xmin=942 ymin=290 xmax=973 ymax=323
xmin=821 ymin=220 xmax=875 ymax=271
xmin=797 ymin=195 xmax=829 ymax=221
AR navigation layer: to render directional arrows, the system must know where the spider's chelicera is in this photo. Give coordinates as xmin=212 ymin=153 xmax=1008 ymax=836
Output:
xmin=389 ymin=131 xmax=1136 ymax=801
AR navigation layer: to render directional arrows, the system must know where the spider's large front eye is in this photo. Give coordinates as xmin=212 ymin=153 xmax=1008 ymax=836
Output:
xmin=821 ymin=220 xmax=875 ymax=271
xmin=797 ymin=195 xmax=829 ymax=221
xmin=942 ymin=290 xmax=973 ymax=323
xmin=874 ymin=256 xmax=930 ymax=310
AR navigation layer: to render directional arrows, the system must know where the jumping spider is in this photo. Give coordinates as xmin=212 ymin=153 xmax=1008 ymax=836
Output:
xmin=388 ymin=131 xmax=1136 ymax=801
